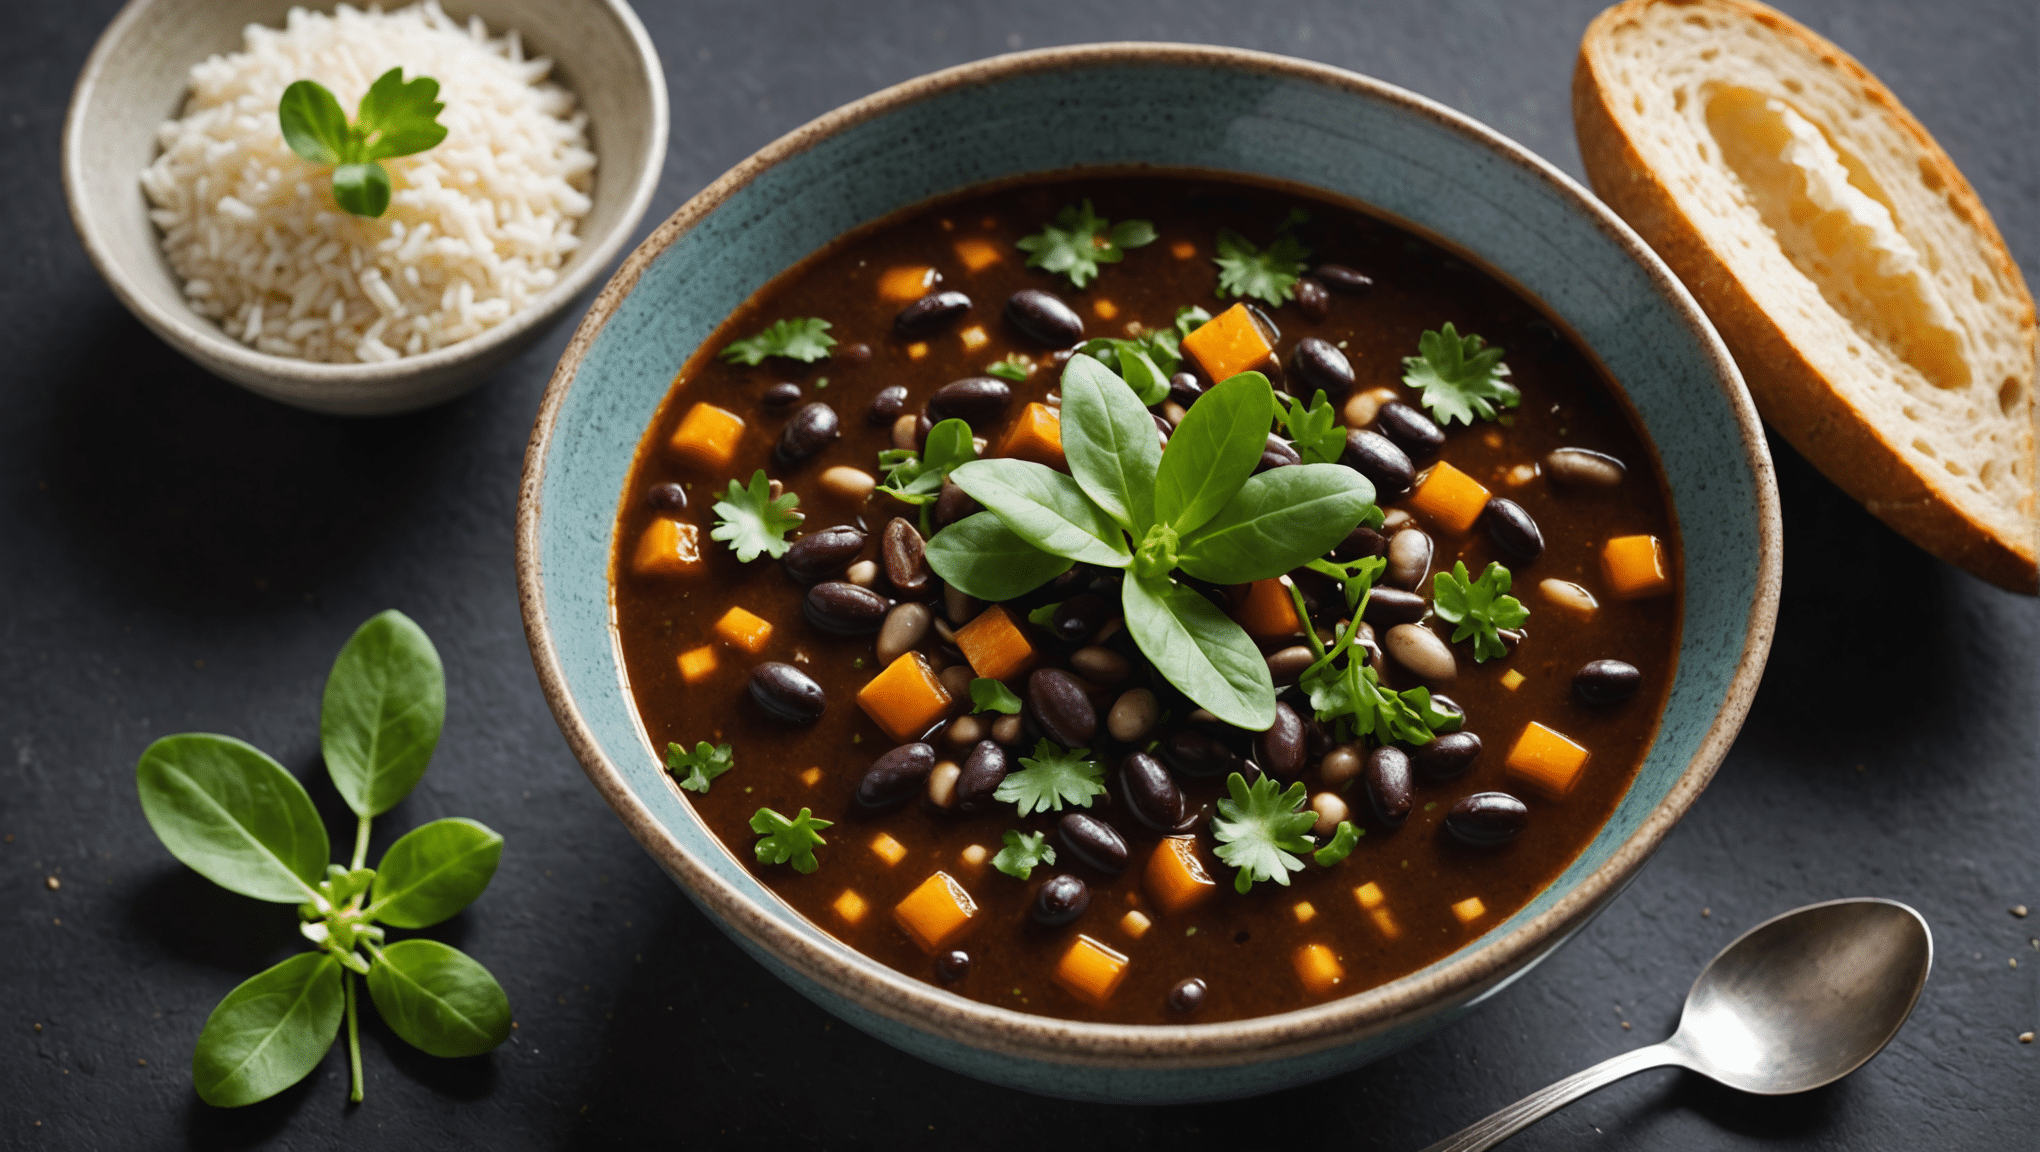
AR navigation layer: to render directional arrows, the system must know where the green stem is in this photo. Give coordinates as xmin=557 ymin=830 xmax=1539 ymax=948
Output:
xmin=351 ymin=815 xmax=371 ymax=871
xmin=345 ymin=971 xmax=364 ymax=1104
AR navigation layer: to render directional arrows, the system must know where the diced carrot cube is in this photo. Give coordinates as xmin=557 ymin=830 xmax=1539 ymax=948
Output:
xmin=1370 ymin=908 xmax=1402 ymax=940
xmin=1506 ymin=721 xmax=1590 ymax=798
xmin=893 ymin=871 xmax=976 ymax=952
xmin=1144 ymin=836 xmax=1219 ymax=915
xmin=667 ymin=403 xmax=746 ymax=473
xmin=632 ymin=517 xmax=705 ymax=577
xmin=878 ymin=265 xmax=938 ymax=301
xmin=1093 ymin=299 xmax=1119 ymax=320
xmin=1053 ymin=935 xmax=1130 ymax=1006
xmin=1180 ymin=302 xmax=1275 ymax=383
xmin=954 ymin=239 xmax=1001 ymax=272
xmin=1231 ymin=577 xmax=1303 ymax=640
xmin=1353 ymin=882 xmax=1386 ymax=911
xmin=870 ymin=833 xmax=908 ymax=866
xmin=800 ymin=767 xmax=822 ymax=787
xmin=959 ymin=325 xmax=989 ymax=351
xmin=833 ymin=889 xmax=868 ymax=925
xmin=1292 ymin=901 xmax=1317 ymax=923
xmin=953 ymin=604 xmax=1037 ymax=683
xmin=1602 ymin=534 xmax=1673 ymax=599
xmin=1170 ymin=240 xmax=1197 ymax=260
xmin=676 ymin=644 xmax=718 ymax=684
xmin=996 ymin=402 xmax=1065 ymax=470
xmin=1407 ymin=461 xmax=1491 ymax=534
xmin=713 ymin=606 xmax=773 ymax=653
xmin=1120 ymin=910 xmax=1152 ymax=940
xmin=907 ymin=341 xmax=929 ymax=360
xmin=1500 ymin=668 xmax=1526 ymax=691
xmin=1452 ymin=896 xmax=1487 ymax=924
xmin=1292 ymin=943 xmax=1345 ymax=995
xmin=857 ymin=652 xmax=954 ymax=742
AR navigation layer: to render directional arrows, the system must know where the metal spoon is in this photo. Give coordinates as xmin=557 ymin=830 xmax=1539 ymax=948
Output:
xmin=1421 ymin=898 xmax=1933 ymax=1151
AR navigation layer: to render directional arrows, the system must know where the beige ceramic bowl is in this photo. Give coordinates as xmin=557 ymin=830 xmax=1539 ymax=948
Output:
xmin=62 ymin=0 xmax=667 ymax=416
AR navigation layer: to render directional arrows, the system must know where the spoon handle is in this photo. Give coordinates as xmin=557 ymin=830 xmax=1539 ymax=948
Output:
xmin=1418 ymin=1042 xmax=1680 ymax=1152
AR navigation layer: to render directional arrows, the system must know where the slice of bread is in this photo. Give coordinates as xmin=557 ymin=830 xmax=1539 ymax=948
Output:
xmin=1574 ymin=0 xmax=2037 ymax=592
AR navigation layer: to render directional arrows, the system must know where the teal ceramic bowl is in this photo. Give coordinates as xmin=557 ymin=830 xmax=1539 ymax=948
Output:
xmin=517 ymin=43 xmax=1781 ymax=1102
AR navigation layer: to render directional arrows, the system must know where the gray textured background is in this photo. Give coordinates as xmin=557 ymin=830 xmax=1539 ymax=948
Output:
xmin=4 ymin=0 xmax=2035 ymax=1148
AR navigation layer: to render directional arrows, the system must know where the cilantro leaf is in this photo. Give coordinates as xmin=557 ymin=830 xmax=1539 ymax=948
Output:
xmin=877 ymin=418 xmax=976 ymax=506
xmin=987 ymin=355 xmax=1032 ymax=383
xmin=993 ymin=740 xmax=1106 ymax=816
xmin=1276 ymin=389 xmax=1346 ymax=465
xmin=1402 ymin=323 xmax=1519 ymax=425
xmin=1431 ymin=560 xmax=1529 ymax=662
xmin=1213 ymin=228 xmax=1311 ymax=306
xmin=991 ymin=829 xmax=1056 ymax=879
xmin=1210 ymin=772 xmax=1318 ymax=893
xmin=1284 ymin=565 xmax=1445 ymax=745
xmin=720 ymin=318 xmax=836 ymax=366
xmin=1016 ymin=200 xmax=1157 ymax=289
xmin=711 ymin=470 xmax=803 ymax=561
xmin=278 ymin=68 xmax=446 ymax=218
xmin=969 ymin=678 xmax=1023 ymax=715
xmin=1312 ymin=820 xmax=1362 ymax=867
xmin=749 ymin=807 xmax=831 ymax=874
xmin=664 ymin=741 xmax=734 ymax=793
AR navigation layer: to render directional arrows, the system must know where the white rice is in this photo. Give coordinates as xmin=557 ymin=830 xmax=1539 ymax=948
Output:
xmin=139 ymin=2 xmax=596 ymax=364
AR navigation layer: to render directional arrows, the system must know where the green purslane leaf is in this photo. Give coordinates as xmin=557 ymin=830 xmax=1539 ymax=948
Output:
xmin=136 ymin=734 xmax=328 ymax=903
xmin=1313 ymin=821 xmax=1362 ymax=867
xmin=1176 ymin=464 xmax=1377 ymax=585
xmin=750 ymin=807 xmax=832 ymax=873
xmin=1213 ymin=226 xmax=1311 ymax=306
xmin=924 ymin=511 xmax=1074 ymax=601
xmin=191 ymin=951 xmax=344 ymax=1107
xmin=321 ymin=609 xmax=446 ymax=818
xmin=278 ymin=80 xmax=348 ymax=165
xmin=277 ymin=70 xmax=446 ymax=219
xmin=948 ymin=459 xmax=1132 ymax=568
xmin=1058 ymin=352 xmax=1161 ymax=532
xmin=986 ymin=356 xmax=1031 ymax=382
xmin=993 ymin=740 xmax=1106 ymax=816
xmin=1402 ymin=323 xmax=1519 ymax=425
xmin=711 ymin=470 xmax=804 ymax=562
xmin=664 ymin=740 xmax=735 ymax=793
xmin=1276 ymin=389 xmax=1347 ymax=465
xmin=352 ymin=68 xmax=449 ymax=161
xmin=1015 ymin=199 xmax=1157 ymax=288
xmin=1153 ymin=372 xmax=1275 ymax=535
xmin=991 ymin=829 xmax=1057 ymax=880
xmin=1115 ymin=345 xmax=1172 ymax=407
xmin=1431 ymin=560 xmax=1529 ymax=662
xmin=719 ymin=317 xmax=836 ymax=365
xmin=1210 ymin=772 xmax=1318 ymax=893
xmin=1122 ymin=575 xmax=1275 ymax=730
xmin=365 ymin=939 xmax=512 ymax=1058
xmin=331 ymin=162 xmax=391 ymax=218
xmin=877 ymin=418 xmax=975 ymax=506
xmin=969 ymin=679 xmax=1023 ymax=715
xmin=368 ymin=817 xmax=503 ymax=929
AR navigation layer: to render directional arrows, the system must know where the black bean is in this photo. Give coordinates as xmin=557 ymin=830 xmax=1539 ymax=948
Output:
xmin=1342 ymin=429 xmax=1415 ymax=499
xmin=1291 ymin=337 xmax=1355 ymax=400
xmin=1027 ymin=667 xmax=1097 ymax=747
xmin=1265 ymin=645 xmax=1316 ymax=687
xmin=749 ymin=663 xmax=826 ymax=723
xmin=838 ymin=342 xmax=873 ymax=364
xmin=1257 ymin=433 xmax=1302 ymax=473
xmin=1574 ymin=660 xmax=1641 ymax=705
xmin=1375 ymin=401 xmax=1444 ymax=461
xmin=1004 ymin=288 xmax=1084 ymax=346
xmin=762 ymin=381 xmax=802 ymax=410
xmin=926 ymin=377 xmax=1012 ymax=428
xmin=1169 ymin=373 xmax=1203 ymax=408
xmin=775 ymin=401 xmax=840 ymax=468
xmin=934 ymin=950 xmax=971 ymax=983
xmin=1048 ymin=593 xmax=1106 ymax=644
xmin=1059 ymin=813 xmax=1130 ymax=874
xmin=645 ymin=482 xmax=687 ymax=512
xmin=804 ymin=582 xmax=889 ymax=636
xmin=933 ymin=477 xmax=978 ymax=528
xmin=1483 ymin=498 xmax=1545 ymax=561
xmin=1361 ymin=586 xmax=1428 ymax=628
xmin=868 ymin=384 xmax=908 ymax=426
xmin=1445 ymin=792 xmax=1528 ymax=846
xmin=1363 ymin=746 xmax=1413 ymax=829
xmin=1167 ymin=977 xmax=1208 ymax=1014
xmin=894 ymin=290 xmax=972 ymax=337
xmin=954 ymin=740 xmax=1011 ymax=813
xmin=1119 ymin=752 xmax=1185 ymax=832
xmin=1159 ymin=728 xmax=1243 ymax=779
xmin=782 ymin=525 xmax=864 ymax=584
xmin=1411 ymin=731 xmax=1482 ymax=782
xmin=1032 ymin=874 xmax=1090 ymax=926
xmin=1151 ymin=412 xmax=1173 ymax=448
xmin=1543 ymin=447 xmax=1626 ymax=488
xmin=881 ymin=517 xmax=931 ymax=595
xmin=1314 ymin=263 xmax=1374 ymax=294
xmin=1246 ymin=304 xmax=1281 ymax=346
xmin=1294 ymin=277 xmax=1330 ymax=320
xmin=1257 ymin=701 xmax=1307 ymax=778
xmin=856 ymin=742 xmax=936 ymax=810
xmin=1332 ymin=525 xmax=1387 ymax=562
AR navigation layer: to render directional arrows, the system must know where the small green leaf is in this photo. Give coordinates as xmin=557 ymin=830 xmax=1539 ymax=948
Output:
xmin=1058 ymin=353 xmax=1161 ymax=532
xmin=1213 ymin=227 xmax=1311 ymax=306
xmin=969 ymin=679 xmax=1023 ymax=715
xmin=750 ymin=807 xmax=832 ymax=873
xmin=877 ymin=418 xmax=975 ymax=505
xmin=1177 ymin=464 xmax=1376 ymax=584
xmin=1210 ymin=772 xmax=1317 ymax=892
xmin=987 ymin=357 xmax=1030 ymax=382
xmin=925 ymin=511 xmax=1074 ymax=601
xmin=1154 ymin=372 xmax=1274 ymax=536
xmin=1432 ymin=560 xmax=1529 ymax=662
xmin=136 ymin=734 xmax=328 ymax=903
xmin=278 ymin=80 xmax=348 ymax=165
xmin=368 ymin=817 xmax=503 ymax=929
xmin=1026 ymin=601 xmax=1062 ymax=629
xmin=321 ymin=609 xmax=446 ymax=818
xmin=1403 ymin=323 xmax=1519 ymax=425
xmin=353 ymin=67 xmax=448 ymax=160
xmin=331 ymin=161 xmax=391 ymax=218
xmin=1121 ymin=575 xmax=1275 ymax=730
xmin=365 ymin=939 xmax=511 ymax=1058
xmin=1117 ymin=346 xmax=1172 ymax=407
xmin=711 ymin=470 xmax=804 ymax=562
xmin=1276 ymin=389 xmax=1347 ymax=465
xmin=1313 ymin=821 xmax=1362 ymax=867
xmin=991 ymin=829 xmax=1056 ymax=879
xmin=192 ymin=952 xmax=343 ymax=1107
xmin=993 ymin=740 xmax=1106 ymax=815
xmin=1015 ymin=200 xmax=1157 ymax=288
xmin=720 ymin=317 xmax=836 ymax=365
xmin=949 ymin=459 xmax=1132 ymax=567
xmin=664 ymin=740 xmax=735 ymax=793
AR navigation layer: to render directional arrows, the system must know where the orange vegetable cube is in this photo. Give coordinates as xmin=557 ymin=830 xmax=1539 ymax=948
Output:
xmin=1602 ymin=534 xmax=1672 ymax=599
xmin=907 ymin=341 xmax=929 ymax=360
xmin=869 ymin=833 xmax=908 ymax=866
xmin=1370 ymin=908 xmax=1402 ymax=940
xmin=1353 ymin=882 xmax=1386 ymax=911
xmin=954 ymin=238 xmax=1001 ymax=272
xmin=1170 ymin=240 xmax=1197 ymax=260
xmin=1506 ymin=721 xmax=1590 ymax=798
xmin=1180 ymin=302 xmax=1275 ymax=383
xmin=1499 ymin=669 xmax=1526 ymax=691
xmin=1092 ymin=299 xmax=1119 ymax=320
xmin=878 ymin=265 xmax=938 ymax=301
xmin=632 ymin=517 xmax=705 ymax=577
xmin=1144 ymin=836 xmax=1219 ymax=915
xmin=1452 ymin=896 xmax=1488 ymax=924
xmin=893 ymin=871 xmax=976 ymax=952
xmin=996 ymin=402 xmax=1065 ymax=470
xmin=1231 ymin=577 xmax=1302 ymax=640
xmin=1053 ymin=935 xmax=1130 ymax=1006
xmin=953 ymin=604 xmax=1037 ymax=683
xmin=833 ymin=889 xmax=868 ymax=925
xmin=959 ymin=325 xmax=989 ymax=351
xmin=713 ymin=606 xmax=773 ymax=653
xmin=1292 ymin=901 xmax=1317 ymax=924
xmin=667 ymin=403 xmax=746 ymax=473
xmin=857 ymin=651 xmax=954 ymax=742
xmin=1406 ymin=461 xmax=1492 ymax=534
xmin=1292 ymin=943 xmax=1345 ymax=995
xmin=800 ymin=767 xmax=822 ymax=787
xmin=1120 ymin=910 xmax=1153 ymax=939
xmin=676 ymin=644 xmax=718 ymax=684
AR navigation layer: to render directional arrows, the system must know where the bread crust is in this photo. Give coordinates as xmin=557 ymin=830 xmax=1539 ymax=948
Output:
xmin=1574 ymin=0 xmax=2037 ymax=593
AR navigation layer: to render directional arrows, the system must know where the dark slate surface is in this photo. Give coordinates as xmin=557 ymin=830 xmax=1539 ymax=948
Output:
xmin=5 ymin=0 xmax=2035 ymax=1147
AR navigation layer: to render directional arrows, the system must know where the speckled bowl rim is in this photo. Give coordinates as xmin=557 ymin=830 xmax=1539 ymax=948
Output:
xmin=518 ymin=42 xmax=1781 ymax=1068
xmin=60 ymin=0 xmax=668 ymax=391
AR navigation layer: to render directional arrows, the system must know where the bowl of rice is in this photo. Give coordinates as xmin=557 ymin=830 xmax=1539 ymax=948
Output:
xmin=63 ymin=0 xmax=667 ymax=415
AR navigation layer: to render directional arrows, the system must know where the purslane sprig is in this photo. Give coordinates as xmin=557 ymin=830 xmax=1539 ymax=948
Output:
xmin=992 ymin=829 xmax=1057 ymax=880
xmin=665 ymin=740 xmax=734 ymax=793
xmin=750 ymin=807 xmax=831 ymax=873
xmin=136 ymin=611 xmax=509 ymax=1108
xmin=279 ymin=69 xmax=448 ymax=218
